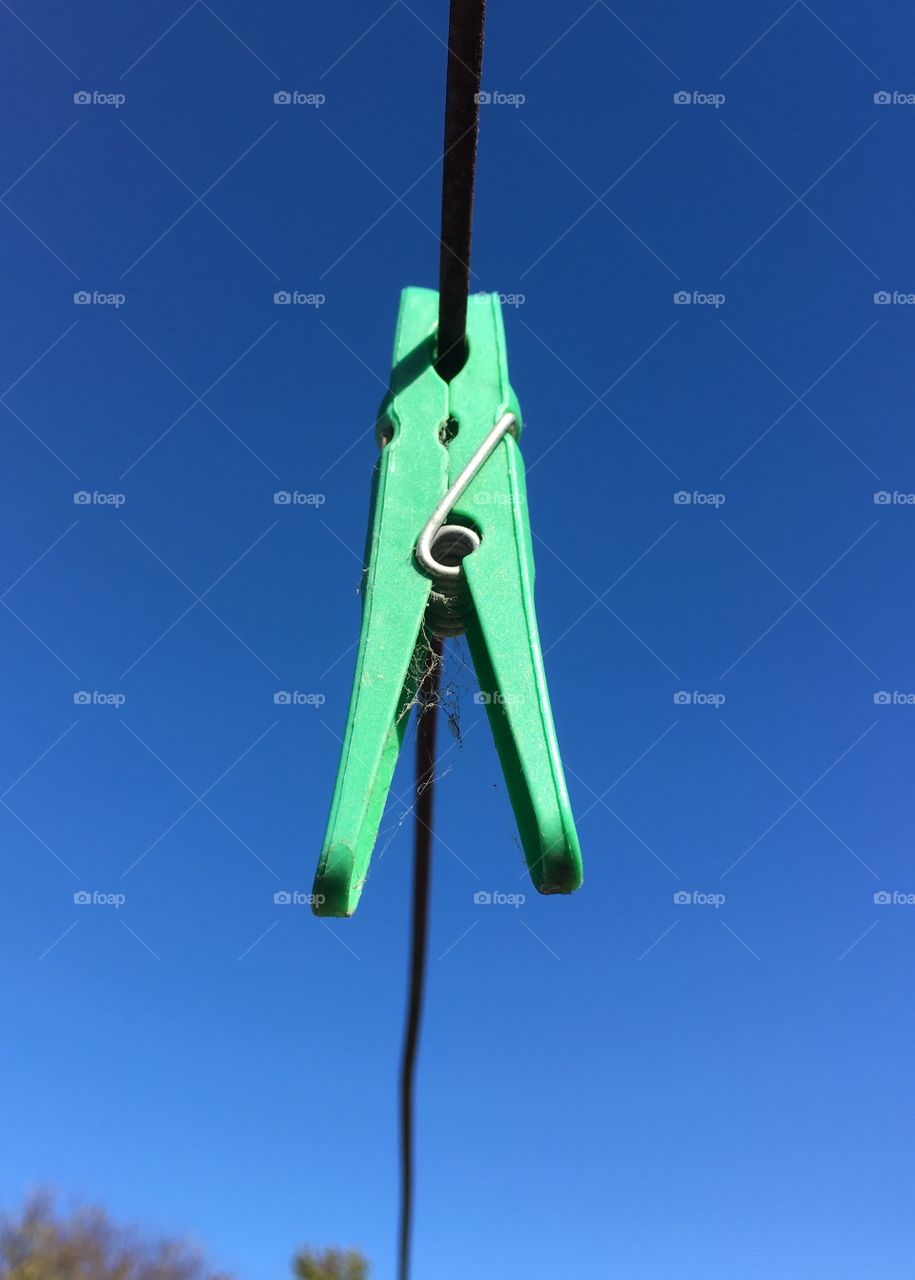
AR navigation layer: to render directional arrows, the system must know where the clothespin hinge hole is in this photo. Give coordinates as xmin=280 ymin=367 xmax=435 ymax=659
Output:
xmin=430 ymin=522 xmax=480 ymax=568
xmin=439 ymin=416 xmax=459 ymax=445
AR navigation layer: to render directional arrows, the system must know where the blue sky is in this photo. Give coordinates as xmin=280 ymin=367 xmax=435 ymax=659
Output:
xmin=1 ymin=1 xmax=914 ymax=1277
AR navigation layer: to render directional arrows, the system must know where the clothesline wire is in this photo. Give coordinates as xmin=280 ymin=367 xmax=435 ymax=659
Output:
xmin=398 ymin=4 xmax=488 ymax=1278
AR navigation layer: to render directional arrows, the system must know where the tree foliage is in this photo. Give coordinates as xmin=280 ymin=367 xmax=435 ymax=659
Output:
xmin=292 ymin=1248 xmax=368 ymax=1280
xmin=0 ymin=1193 xmax=232 ymax=1280
xmin=0 ymin=1192 xmax=369 ymax=1280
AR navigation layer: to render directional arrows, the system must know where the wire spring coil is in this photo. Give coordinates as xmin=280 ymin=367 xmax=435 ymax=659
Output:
xmin=424 ymin=525 xmax=479 ymax=637
xmin=415 ymin=411 xmax=517 ymax=638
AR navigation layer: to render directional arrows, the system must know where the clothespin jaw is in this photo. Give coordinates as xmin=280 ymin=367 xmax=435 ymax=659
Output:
xmin=313 ymin=288 xmax=582 ymax=916
xmin=312 ymin=290 xmax=446 ymax=917
xmin=447 ymin=302 xmax=582 ymax=896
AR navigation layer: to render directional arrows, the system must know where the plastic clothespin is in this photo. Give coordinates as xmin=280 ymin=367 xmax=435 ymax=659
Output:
xmin=313 ymin=287 xmax=583 ymax=916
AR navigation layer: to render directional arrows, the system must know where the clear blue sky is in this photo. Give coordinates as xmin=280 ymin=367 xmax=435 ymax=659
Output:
xmin=1 ymin=2 xmax=914 ymax=1277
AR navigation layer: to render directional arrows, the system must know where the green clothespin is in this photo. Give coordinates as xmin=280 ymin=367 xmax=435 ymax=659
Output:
xmin=313 ymin=287 xmax=582 ymax=916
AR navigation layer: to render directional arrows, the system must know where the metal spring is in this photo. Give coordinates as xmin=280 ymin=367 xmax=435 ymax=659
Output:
xmin=423 ymin=524 xmax=479 ymax=637
xmin=415 ymin=412 xmax=518 ymax=638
